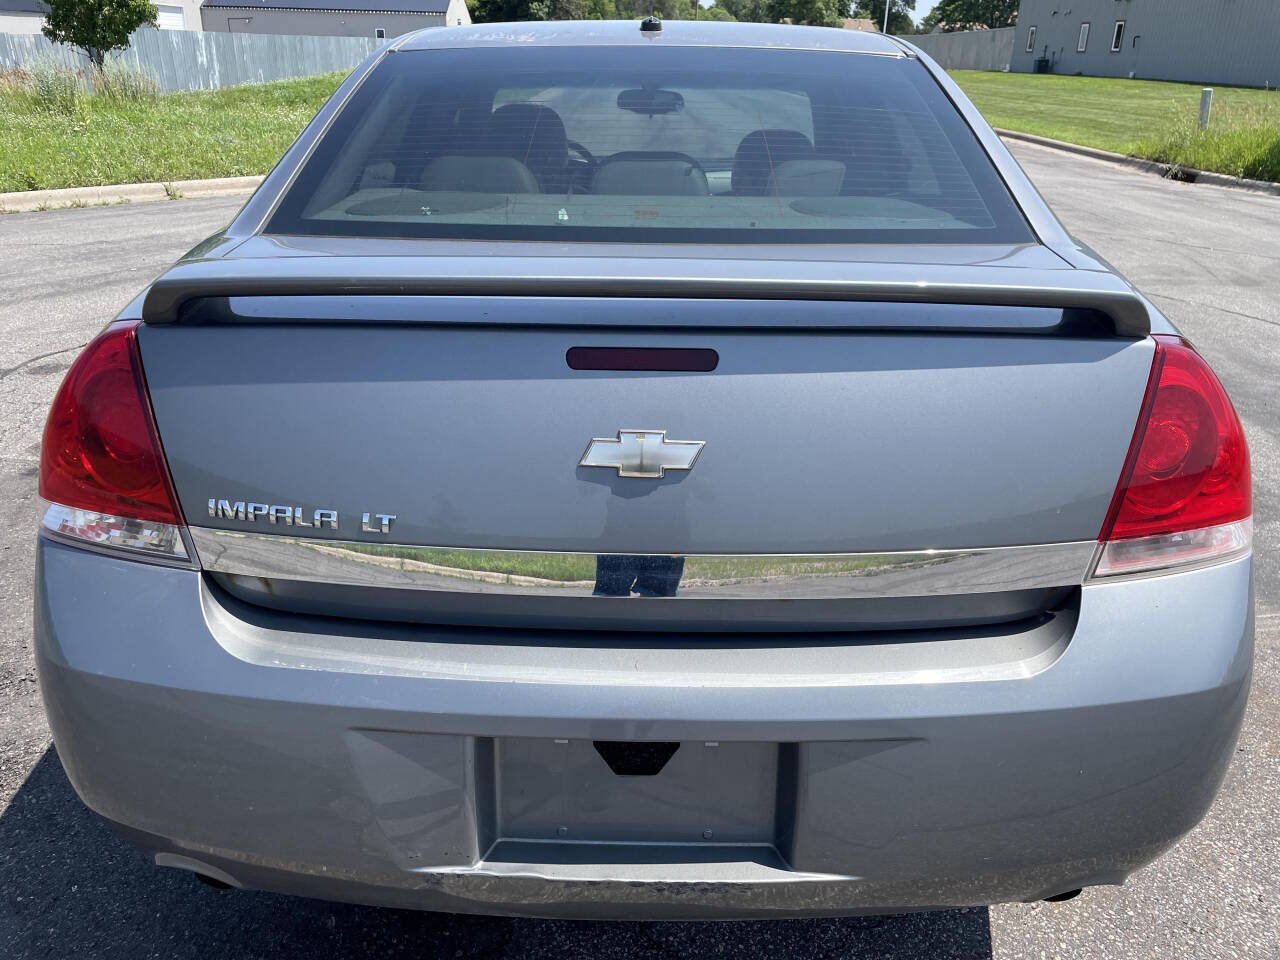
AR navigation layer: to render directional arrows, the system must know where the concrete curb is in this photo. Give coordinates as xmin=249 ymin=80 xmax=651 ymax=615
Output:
xmin=1189 ymin=167 xmax=1280 ymax=197
xmin=995 ymin=128 xmax=1280 ymax=199
xmin=0 ymin=175 xmax=264 ymax=214
xmin=5 ymin=131 xmax=1278 ymax=212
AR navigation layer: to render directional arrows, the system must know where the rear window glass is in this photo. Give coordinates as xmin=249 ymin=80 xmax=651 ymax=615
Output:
xmin=268 ymin=45 xmax=1032 ymax=245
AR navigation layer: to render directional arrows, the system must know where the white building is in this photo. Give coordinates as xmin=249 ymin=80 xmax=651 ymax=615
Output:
xmin=0 ymin=0 xmax=203 ymax=34
xmin=0 ymin=0 xmax=49 ymax=33
xmin=200 ymin=0 xmax=469 ymax=39
xmin=1013 ymin=0 xmax=1280 ymax=88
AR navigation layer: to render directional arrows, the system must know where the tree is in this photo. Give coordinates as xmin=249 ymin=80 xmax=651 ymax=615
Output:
xmin=470 ymin=0 xmax=835 ymax=24
xmin=768 ymin=0 xmax=844 ymax=28
xmin=42 ymin=0 xmax=156 ymax=68
xmin=701 ymin=3 xmax=736 ymax=19
xmin=471 ymin=0 xmax=532 ymax=20
xmin=655 ymin=0 xmax=696 ymax=18
xmin=593 ymin=0 xmax=697 ymax=17
xmin=852 ymin=0 xmax=915 ymax=34
xmin=714 ymin=0 xmax=768 ymax=21
xmin=920 ymin=0 xmax=1017 ymax=31
xmin=527 ymin=0 xmax=617 ymax=16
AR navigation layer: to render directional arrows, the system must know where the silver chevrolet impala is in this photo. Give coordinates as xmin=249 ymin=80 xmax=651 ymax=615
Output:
xmin=35 ymin=20 xmax=1253 ymax=919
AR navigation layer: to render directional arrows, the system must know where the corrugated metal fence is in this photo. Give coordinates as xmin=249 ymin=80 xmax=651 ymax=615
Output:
xmin=907 ymin=27 xmax=1016 ymax=72
xmin=0 ymin=28 xmax=376 ymax=91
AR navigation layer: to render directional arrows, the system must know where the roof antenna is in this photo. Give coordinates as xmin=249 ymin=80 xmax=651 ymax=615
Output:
xmin=640 ymin=15 xmax=662 ymax=32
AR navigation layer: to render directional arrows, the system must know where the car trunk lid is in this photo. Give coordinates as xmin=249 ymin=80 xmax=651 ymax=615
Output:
xmin=135 ymin=254 xmax=1152 ymax=631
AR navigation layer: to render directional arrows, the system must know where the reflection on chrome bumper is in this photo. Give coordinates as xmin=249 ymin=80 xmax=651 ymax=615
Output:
xmin=188 ymin=526 xmax=1097 ymax=599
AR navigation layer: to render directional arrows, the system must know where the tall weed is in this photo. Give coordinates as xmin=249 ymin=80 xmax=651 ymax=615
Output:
xmin=93 ymin=60 xmax=160 ymax=103
xmin=21 ymin=57 xmax=84 ymax=115
xmin=1137 ymin=96 xmax=1280 ymax=181
xmin=1 ymin=57 xmax=159 ymax=111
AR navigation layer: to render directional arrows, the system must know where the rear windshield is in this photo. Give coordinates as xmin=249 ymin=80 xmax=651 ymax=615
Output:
xmin=268 ymin=45 xmax=1032 ymax=245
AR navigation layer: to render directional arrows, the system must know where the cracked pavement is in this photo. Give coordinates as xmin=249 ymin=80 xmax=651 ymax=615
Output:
xmin=0 ymin=146 xmax=1277 ymax=958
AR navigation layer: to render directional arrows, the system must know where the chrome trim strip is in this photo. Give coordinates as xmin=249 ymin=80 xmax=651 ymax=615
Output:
xmin=188 ymin=528 xmax=1096 ymax=600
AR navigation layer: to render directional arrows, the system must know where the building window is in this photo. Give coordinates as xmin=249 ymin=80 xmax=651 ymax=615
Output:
xmin=375 ymin=27 xmax=385 ymax=38
xmin=1025 ymin=25 xmax=1036 ymax=53
xmin=1111 ymin=20 xmax=1125 ymax=52
xmin=1077 ymin=22 xmax=1090 ymax=53
xmin=155 ymin=3 xmax=185 ymax=29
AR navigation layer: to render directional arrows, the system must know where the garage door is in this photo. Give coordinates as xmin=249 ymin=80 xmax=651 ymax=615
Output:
xmin=156 ymin=4 xmax=185 ymax=29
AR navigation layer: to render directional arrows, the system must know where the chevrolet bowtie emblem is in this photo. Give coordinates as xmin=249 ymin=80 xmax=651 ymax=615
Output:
xmin=579 ymin=430 xmax=705 ymax=479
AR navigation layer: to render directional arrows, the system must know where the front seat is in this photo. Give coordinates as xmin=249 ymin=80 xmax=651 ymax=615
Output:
xmin=484 ymin=103 xmax=572 ymax=194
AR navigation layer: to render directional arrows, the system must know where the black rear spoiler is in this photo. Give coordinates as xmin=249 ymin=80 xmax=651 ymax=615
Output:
xmin=142 ymin=256 xmax=1151 ymax=337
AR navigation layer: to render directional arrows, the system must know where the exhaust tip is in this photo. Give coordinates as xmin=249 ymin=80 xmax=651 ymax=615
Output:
xmin=1043 ymin=888 xmax=1083 ymax=902
xmin=154 ymin=852 xmax=242 ymax=889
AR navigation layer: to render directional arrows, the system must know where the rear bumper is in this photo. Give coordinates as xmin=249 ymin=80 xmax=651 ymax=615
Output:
xmin=34 ymin=537 xmax=1252 ymax=919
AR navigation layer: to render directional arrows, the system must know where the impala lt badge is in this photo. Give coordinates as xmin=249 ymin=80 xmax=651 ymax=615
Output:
xmin=207 ymin=499 xmax=395 ymax=534
xmin=579 ymin=430 xmax=705 ymax=479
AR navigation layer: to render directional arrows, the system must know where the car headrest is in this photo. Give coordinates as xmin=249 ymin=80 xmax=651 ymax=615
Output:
xmin=419 ymin=155 xmax=541 ymax=194
xmin=592 ymin=152 xmax=711 ymax=196
xmin=769 ymin=158 xmax=847 ymax=197
xmin=731 ymin=129 xmax=816 ymax=196
xmin=485 ymin=103 xmax=569 ymax=171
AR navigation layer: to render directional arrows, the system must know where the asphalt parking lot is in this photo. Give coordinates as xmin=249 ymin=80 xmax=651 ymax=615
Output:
xmin=1 ymin=142 xmax=1277 ymax=959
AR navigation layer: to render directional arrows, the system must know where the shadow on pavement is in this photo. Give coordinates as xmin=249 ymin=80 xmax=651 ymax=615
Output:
xmin=0 ymin=749 xmax=994 ymax=959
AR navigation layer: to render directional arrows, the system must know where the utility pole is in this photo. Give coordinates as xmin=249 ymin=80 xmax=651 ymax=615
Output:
xmin=882 ymin=0 xmax=890 ymax=33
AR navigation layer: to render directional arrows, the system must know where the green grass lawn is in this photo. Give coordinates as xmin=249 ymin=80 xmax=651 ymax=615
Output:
xmin=950 ymin=70 xmax=1280 ymax=181
xmin=3 ymin=64 xmax=1279 ymax=194
xmin=0 ymin=70 xmax=345 ymax=193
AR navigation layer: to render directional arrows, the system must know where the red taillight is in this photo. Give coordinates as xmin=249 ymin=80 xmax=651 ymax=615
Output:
xmin=40 ymin=320 xmax=183 ymax=525
xmin=1092 ymin=335 xmax=1251 ymax=579
xmin=1100 ymin=335 xmax=1250 ymax=542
